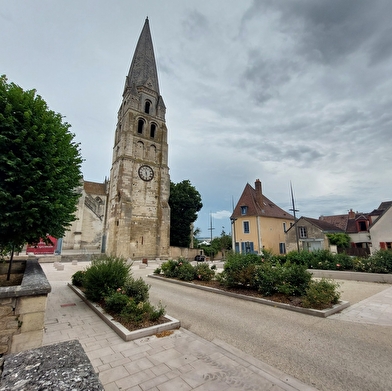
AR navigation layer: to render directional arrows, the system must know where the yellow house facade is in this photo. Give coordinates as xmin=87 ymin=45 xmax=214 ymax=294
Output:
xmin=231 ymin=180 xmax=294 ymax=255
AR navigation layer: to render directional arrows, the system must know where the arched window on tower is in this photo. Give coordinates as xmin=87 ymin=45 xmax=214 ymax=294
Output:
xmin=150 ymin=123 xmax=156 ymax=138
xmin=136 ymin=141 xmax=144 ymax=158
xmin=149 ymin=145 xmax=156 ymax=161
xmin=137 ymin=119 xmax=144 ymax=134
xmin=144 ymin=101 xmax=151 ymax=114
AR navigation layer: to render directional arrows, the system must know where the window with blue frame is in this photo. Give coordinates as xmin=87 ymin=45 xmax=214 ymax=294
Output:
xmin=243 ymin=221 xmax=250 ymax=233
xmin=279 ymin=242 xmax=286 ymax=254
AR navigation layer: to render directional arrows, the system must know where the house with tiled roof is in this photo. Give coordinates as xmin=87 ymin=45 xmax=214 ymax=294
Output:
xmin=369 ymin=202 xmax=392 ymax=254
xmin=285 ymin=217 xmax=344 ymax=253
xmin=230 ymin=179 xmax=294 ymax=254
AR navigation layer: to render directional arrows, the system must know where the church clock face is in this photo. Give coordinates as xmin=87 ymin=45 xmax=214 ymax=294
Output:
xmin=138 ymin=165 xmax=154 ymax=181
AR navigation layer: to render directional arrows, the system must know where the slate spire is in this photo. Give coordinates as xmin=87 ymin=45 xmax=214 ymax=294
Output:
xmin=125 ymin=17 xmax=160 ymax=95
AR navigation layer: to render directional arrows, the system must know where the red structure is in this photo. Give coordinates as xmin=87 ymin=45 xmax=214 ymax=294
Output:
xmin=26 ymin=236 xmax=57 ymax=255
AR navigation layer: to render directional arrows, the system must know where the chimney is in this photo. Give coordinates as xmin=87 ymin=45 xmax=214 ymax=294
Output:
xmin=255 ymin=179 xmax=263 ymax=205
xmin=348 ymin=209 xmax=355 ymax=219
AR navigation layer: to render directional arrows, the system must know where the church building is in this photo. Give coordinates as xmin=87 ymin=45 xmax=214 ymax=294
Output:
xmin=62 ymin=18 xmax=171 ymax=259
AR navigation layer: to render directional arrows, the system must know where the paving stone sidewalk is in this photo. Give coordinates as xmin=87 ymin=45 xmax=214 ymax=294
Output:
xmin=42 ymin=262 xmax=317 ymax=390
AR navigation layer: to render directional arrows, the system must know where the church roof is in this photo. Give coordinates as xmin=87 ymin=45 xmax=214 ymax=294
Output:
xmin=125 ymin=18 xmax=160 ymax=94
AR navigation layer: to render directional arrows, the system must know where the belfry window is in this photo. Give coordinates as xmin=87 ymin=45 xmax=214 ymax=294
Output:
xmin=150 ymin=123 xmax=156 ymax=138
xmin=144 ymin=101 xmax=151 ymax=114
xmin=137 ymin=119 xmax=144 ymax=134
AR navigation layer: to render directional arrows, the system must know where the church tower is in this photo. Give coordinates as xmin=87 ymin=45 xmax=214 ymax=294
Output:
xmin=106 ymin=18 xmax=170 ymax=259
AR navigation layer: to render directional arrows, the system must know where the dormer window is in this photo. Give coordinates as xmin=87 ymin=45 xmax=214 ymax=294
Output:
xmin=144 ymin=101 xmax=151 ymax=114
xmin=358 ymin=220 xmax=367 ymax=231
xmin=241 ymin=206 xmax=248 ymax=215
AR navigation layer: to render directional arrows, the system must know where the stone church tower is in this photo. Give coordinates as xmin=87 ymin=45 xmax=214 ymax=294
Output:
xmin=106 ymin=18 xmax=170 ymax=259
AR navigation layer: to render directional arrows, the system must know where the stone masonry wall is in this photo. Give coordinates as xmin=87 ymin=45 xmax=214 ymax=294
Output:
xmin=0 ymin=294 xmax=47 ymax=355
xmin=0 ymin=297 xmax=19 ymax=355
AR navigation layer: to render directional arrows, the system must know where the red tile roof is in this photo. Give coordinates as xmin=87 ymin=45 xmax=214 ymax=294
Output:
xmin=231 ymin=183 xmax=294 ymax=220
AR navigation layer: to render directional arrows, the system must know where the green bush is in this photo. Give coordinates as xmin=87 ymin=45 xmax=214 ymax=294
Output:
xmin=177 ymin=261 xmax=196 ymax=281
xmin=153 ymin=267 xmax=161 ymax=274
xmin=194 ymin=263 xmax=215 ymax=281
xmin=104 ymin=291 xmax=129 ymax=313
xmin=83 ymin=255 xmax=131 ymax=302
xmin=123 ymin=277 xmax=150 ymax=303
xmin=302 ymin=278 xmax=340 ymax=309
xmin=285 ymin=250 xmax=314 ymax=266
xmin=160 ymin=258 xmax=196 ymax=281
xmin=219 ymin=252 xmax=263 ymax=288
xmin=253 ymin=262 xmax=282 ymax=296
xmin=161 ymin=259 xmax=180 ymax=278
xmin=277 ymin=262 xmax=312 ymax=296
xmin=71 ymin=270 xmax=85 ymax=287
xmin=352 ymin=250 xmax=392 ymax=273
xmin=120 ymin=300 xmax=165 ymax=324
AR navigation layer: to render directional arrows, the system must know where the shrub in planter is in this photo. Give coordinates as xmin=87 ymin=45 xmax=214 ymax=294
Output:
xmin=161 ymin=259 xmax=180 ymax=278
xmin=194 ymin=263 xmax=215 ymax=281
xmin=71 ymin=270 xmax=85 ymax=287
xmin=220 ymin=252 xmax=262 ymax=288
xmin=367 ymin=249 xmax=392 ymax=273
xmin=123 ymin=277 xmax=150 ymax=303
xmin=120 ymin=300 xmax=165 ymax=324
xmin=302 ymin=278 xmax=340 ymax=309
xmin=153 ymin=267 xmax=161 ymax=275
xmin=104 ymin=291 xmax=130 ymax=313
xmin=276 ymin=262 xmax=312 ymax=296
xmin=177 ymin=261 xmax=196 ymax=281
xmin=253 ymin=262 xmax=282 ymax=296
xmin=333 ymin=253 xmax=353 ymax=270
xmin=285 ymin=250 xmax=314 ymax=266
xmin=83 ymin=255 xmax=131 ymax=302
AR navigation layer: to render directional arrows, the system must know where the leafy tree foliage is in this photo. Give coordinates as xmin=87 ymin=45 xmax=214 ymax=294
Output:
xmin=0 ymin=76 xmax=83 ymax=255
xmin=326 ymin=233 xmax=351 ymax=248
xmin=169 ymin=180 xmax=202 ymax=247
xmin=199 ymin=230 xmax=232 ymax=259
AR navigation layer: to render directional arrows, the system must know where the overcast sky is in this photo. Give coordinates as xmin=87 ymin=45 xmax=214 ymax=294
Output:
xmin=2 ymin=0 xmax=392 ymax=237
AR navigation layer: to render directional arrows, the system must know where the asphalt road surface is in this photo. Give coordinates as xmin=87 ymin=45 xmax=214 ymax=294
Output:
xmin=133 ymin=268 xmax=392 ymax=391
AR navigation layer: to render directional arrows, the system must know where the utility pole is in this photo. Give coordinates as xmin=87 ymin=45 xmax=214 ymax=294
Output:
xmin=208 ymin=212 xmax=215 ymax=242
xmin=289 ymin=181 xmax=300 ymax=252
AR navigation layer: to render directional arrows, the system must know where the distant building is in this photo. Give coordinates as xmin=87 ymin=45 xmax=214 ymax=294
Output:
xmin=285 ymin=217 xmax=344 ymax=253
xmin=231 ymin=179 xmax=294 ymax=255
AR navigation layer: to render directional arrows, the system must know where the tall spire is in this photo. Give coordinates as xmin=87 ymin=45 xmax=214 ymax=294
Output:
xmin=125 ymin=18 xmax=160 ymax=94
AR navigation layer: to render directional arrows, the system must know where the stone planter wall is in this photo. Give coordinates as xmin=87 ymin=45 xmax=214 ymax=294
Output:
xmin=0 ymin=260 xmax=51 ymax=355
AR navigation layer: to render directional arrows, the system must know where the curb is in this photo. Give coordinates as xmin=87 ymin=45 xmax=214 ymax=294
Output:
xmin=148 ymin=275 xmax=350 ymax=318
xmin=68 ymin=283 xmax=180 ymax=341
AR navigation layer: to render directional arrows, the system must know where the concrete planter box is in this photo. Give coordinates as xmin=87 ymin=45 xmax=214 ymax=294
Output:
xmin=68 ymin=284 xmax=180 ymax=341
xmin=0 ymin=260 xmax=51 ymax=355
xmin=308 ymin=269 xmax=392 ymax=283
xmin=148 ymin=275 xmax=350 ymax=318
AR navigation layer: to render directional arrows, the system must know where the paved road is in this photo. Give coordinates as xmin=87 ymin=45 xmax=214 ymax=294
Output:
xmin=132 ymin=268 xmax=392 ymax=391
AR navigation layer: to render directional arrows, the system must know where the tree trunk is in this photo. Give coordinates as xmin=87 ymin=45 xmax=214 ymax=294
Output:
xmin=6 ymin=245 xmax=14 ymax=281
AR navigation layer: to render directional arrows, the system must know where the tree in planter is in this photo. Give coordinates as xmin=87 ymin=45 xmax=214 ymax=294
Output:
xmin=0 ymin=76 xmax=83 ymax=279
xmin=169 ymin=180 xmax=202 ymax=248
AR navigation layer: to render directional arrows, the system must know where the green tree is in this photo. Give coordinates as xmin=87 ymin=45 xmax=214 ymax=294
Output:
xmin=0 ymin=76 xmax=83 ymax=277
xmin=169 ymin=180 xmax=202 ymax=248
xmin=326 ymin=233 xmax=351 ymax=248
